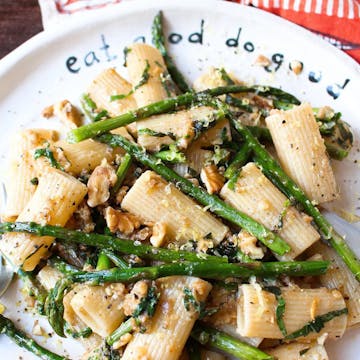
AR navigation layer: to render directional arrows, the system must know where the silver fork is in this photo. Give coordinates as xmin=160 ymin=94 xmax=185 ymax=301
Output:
xmin=0 ymin=181 xmax=14 ymax=297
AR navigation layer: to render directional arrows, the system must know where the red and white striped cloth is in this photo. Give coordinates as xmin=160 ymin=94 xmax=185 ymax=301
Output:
xmin=38 ymin=0 xmax=360 ymax=62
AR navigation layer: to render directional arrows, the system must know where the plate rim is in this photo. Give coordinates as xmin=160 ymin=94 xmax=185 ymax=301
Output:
xmin=0 ymin=0 xmax=359 ymax=82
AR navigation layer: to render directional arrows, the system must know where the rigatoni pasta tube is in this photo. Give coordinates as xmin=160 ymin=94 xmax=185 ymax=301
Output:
xmin=2 ymin=129 xmax=58 ymax=221
xmin=265 ymin=103 xmax=338 ymax=204
xmin=237 ymin=284 xmax=347 ymax=340
xmin=137 ymin=106 xmax=216 ymax=152
xmin=87 ymin=68 xmax=137 ymax=117
xmin=121 ymin=170 xmax=229 ymax=245
xmin=204 ymin=286 xmax=262 ymax=347
xmin=69 ymin=284 xmax=125 ymax=337
xmin=55 ymin=139 xmax=119 ymax=176
xmin=121 ymin=276 xmax=212 ymax=360
xmin=220 ymin=162 xmax=320 ymax=260
xmin=0 ymin=169 xmax=87 ymax=271
xmin=265 ymin=341 xmax=329 ymax=360
xmin=126 ymin=43 xmax=175 ymax=107
xmin=308 ymin=241 xmax=360 ymax=328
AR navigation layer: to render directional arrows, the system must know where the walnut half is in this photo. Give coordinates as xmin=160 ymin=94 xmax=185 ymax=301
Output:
xmin=200 ymin=164 xmax=225 ymax=194
xmin=104 ymin=206 xmax=141 ymax=235
xmin=87 ymin=160 xmax=117 ymax=207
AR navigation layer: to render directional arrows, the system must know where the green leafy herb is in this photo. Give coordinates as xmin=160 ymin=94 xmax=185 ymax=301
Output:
xmin=160 ymin=71 xmax=177 ymax=97
xmin=138 ymin=128 xmax=176 ymax=139
xmin=123 ymin=46 xmax=132 ymax=67
xmin=212 ymin=145 xmax=230 ymax=166
xmin=275 ymin=199 xmax=291 ymax=232
xmin=218 ymin=68 xmax=235 ymax=85
xmin=264 ymin=286 xmax=287 ymax=336
xmin=276 ymin=296 xmax=287 ymax=336
xmin=285 ymin=308 xmax=348 ymax=340
xmin=135 ymin=59 xmax=151 ymax=90
xmin=30 ymin=177 xmax=39 ymax=185
xmin=110 ymin=60 xmax=151 ymax=101
xmin=183 ymin=287 xmax=217 ymax=319
xmin=94 ymin=109 xmax=109 ymax=122
xmin=34 ymin=144 xmax=64 ymax=171
xmin=132 ymin=286 xmax=159 ymax=319
xmin=299 ymin=348 xmax=310 ymax=356
xmin=81 ymin=93 xmax=97 ymax=111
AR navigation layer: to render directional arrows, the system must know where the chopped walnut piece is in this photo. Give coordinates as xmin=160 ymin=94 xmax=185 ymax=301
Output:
xmin=254 ymin=54 xmax=271 ymax=67
xmin=123 ymin=280 xmax=150 ymax=316
xmin=235 ymin=230 xmax=264 ymax=260
xmin=115 ymin=186 xmax=129 ymax=205
xmin=53 ymin=100 xmax=83 ymax=129
xmin=42 ymin=105 xmax=54 ymax=118
xmin=200 ymin=164 xmax=225 ymax=194
xmin=150 ymin=222 xmax=167 ymax=247
xmin=104 ymin=206 xmax=141 ymax=235
xmin=87 ymin=160 xmax=117 ymax=207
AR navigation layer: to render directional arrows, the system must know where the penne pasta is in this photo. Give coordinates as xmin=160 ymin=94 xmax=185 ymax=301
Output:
xmin=121 ymin=276 xmax=212 ymax=360
xmin=121 ymin=170 xmax=229 ymax=246
xmin=220 ymin=162 xmax=320 ymax=260
xmin=237 ymin=284 xmax=347 ymax=341
xmin=0 ymin=169 xmax=87 ymax=270
xmin=265 ymin=103 xmax=339 ymax=204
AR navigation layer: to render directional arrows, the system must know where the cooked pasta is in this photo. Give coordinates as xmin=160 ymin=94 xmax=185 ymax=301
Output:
xmin=0 ymin=11 xmax=358 ymax=360
xmin=265 ymin=103 xmax=339 ymax=204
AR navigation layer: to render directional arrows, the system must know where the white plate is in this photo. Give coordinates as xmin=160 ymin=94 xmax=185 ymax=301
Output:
xmin=0 ymin=0 xmax=359 ymax=358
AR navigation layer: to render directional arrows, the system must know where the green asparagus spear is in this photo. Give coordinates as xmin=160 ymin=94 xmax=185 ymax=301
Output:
xmin=48 ymin=256 xmax=81 ymax=276
xmin=96 ymin=251 xmax=112 ymax=271
xmin=152 ymin=11 xmax=190 ymax=93
xmin=222 ymin=106 xmax=360 ymax=281
xmin=45 ymin=277 xmax=72 ymax=337
xmin=100 ymin=249 xmax=129 ymax=269
xmin=224 ymin=142 xmax=252 ymax=179
xmin=106 ymin=317 xmax=134 ymax=346
xmin=0 ymin=222 xmax=226 ymax=264
xmin=191 ymin=323 xmax=273 ymax=360
xmin=96 ymin=133 xmax=290 ymax=256
xmin=68 ymin=260 xmax=329 ymax=284
xmin=111 ymin=153 xmax=132 ymax=196
xmin=67 ymin=85 xmax=299 ymax=143
xmin=0 ymin=314 xmax=66 ymax=360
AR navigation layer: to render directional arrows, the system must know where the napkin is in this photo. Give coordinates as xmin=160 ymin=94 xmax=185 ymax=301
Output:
xmin=38 ymin=0 xmax=360 ymax=62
